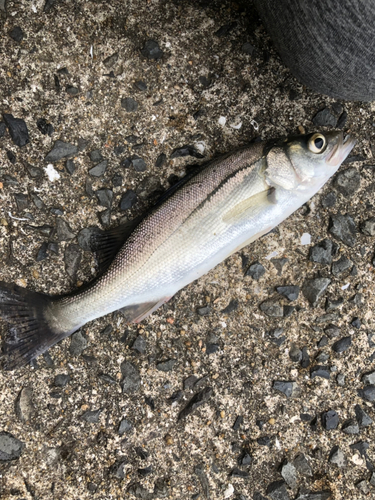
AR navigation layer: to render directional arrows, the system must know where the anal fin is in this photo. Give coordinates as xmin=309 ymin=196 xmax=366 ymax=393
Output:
xmin=119 ymin=297 xmax=172 ymax=323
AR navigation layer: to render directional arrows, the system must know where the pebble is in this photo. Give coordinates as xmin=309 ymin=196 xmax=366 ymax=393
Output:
xmin=266 ymin=480 xmax=290 ymax=500
xmin=268 ymin=328 xmax=285 ymax=346
xmin=295 ymin=491 xmax=331 ymax=500
xmin=370 ymin=473 xmax=375 ymax=486
xmin=260 ymin=300 xmax=284 ymax=317
xmin=66 ymin=85 xmax=80 ymax=96
xmin=131 ymin=155 xmax=147 ymax=172
xmin=120 ymin=190 xmax=138 ymax=210
xmin=25 ymin=163 xmax=43 ymax=178
xmin=98 ymin=209 xmax=111 ymax=227
xmin=312 ymin=108 xmax=337 ymax=127
xmin=324 ymin=323 xmax=341 ymax=338
xmin=329 ymin=445 xmax=346 ymax=467
xmin=276 ymin=285 xmax=300 ymax=301
xmin=317 ymin=336 xmax=328 ymax=348
xmin=273 ymin=381 xmax=300 ymax=398
xmin=238 ymin=450 xmax=251 ymax=466
xmin=136 ymin=176 xmax=161 ymax=200
xmin=289 ymin=344 xmax=303 ymax=363
xmin=206 ymin=343 xmax=219 ymax=354
xmin=134 ymin=80 xmax=147 ymax=91
xmin=50 ymin=207 xmax=64 ymax=216
xmin=120 ymin=361 xmax=141 ymax=393
xmin=132 ymin=335 xmax=146 ymax=354
xmin=360 ymin=217 xmax=375 ymax=236
xmin=64 ymin=244 xmax=81 ymax=280
xmin=95 ymin=188 xmax=113 ymax=208
xmin=45 ymin=140 xmax=78 ymax=161
xmin=215 ymin=21 xmax=237 ymax=37
xmin=7 ymin=150 xmax=16 ymax=163
xmin=15 ymin=387 xmax=35 ymax=423
xmin=332 ymin=255 xmax=352 ymax=277
xmin=81 ymin=408 xmax=101 ymax=423
xmin=0 ymin=432 xmax=24 ymax=461
xmin=184 ymin=375 xmax=198 ymax=390
xmin=271 ymin=257 xmax=288 ymax=275
xmin=309 ymin=239 xmax=336 ymax=265
xmin=3 ymin=113 xmax=29 ymax=147
xmin=342 ymin=419 xmax=359 ymax=434
xmin=14 ymin=193 xmax=28 ymax=211
xmin=356 ymin=480 xmax=370 ymax=495
xmin=281 ymin=461 xmax=297 ymax=488
xmin=354 ymin=404 xmax=373 ymax=427
xmin=245 ymin=262 xmax=265 ymax=280
xmin=178 ymin=387 xmax=213 ymax=420
xmin=321 ymin=191 xmax=336 ymax=208
xmin=121 ymin=97 xmax=138 ymax=112
xmin=197 ymin=306 xmax=210 ymax=316
xmin=77 ymin=226 xmax=102 ymax=251
xmin=359 ymin=385 xmax=375 ymax=402
xmin=221 ymin=299 xmax=238 ymax=314
xmin=54 ymin=374 xmax=71 ymax=387
xmin=332 ymin=336 xmax=351 ymax=353
xmin=89 ymin=150 xmax=103 ymax=162
xmin=170 ymin=145 xmax=204 ymax=159
xmin=326 ymin=298 xmax=344 ymax=312
xmin=350 ymin=441 xmax=369 ymax=456
xmin=141 ymin=39 xmax=164 ymax=60
xmin=310 ymin=365 xmax=330 ymax=380
xmin=302 ymin=278 xmax=331 ymax=306
xmin=156 ymin=359 xmax=177 ymax=372
xmin=9 ymin=25 xmax=24 ymax=42
xmin=118 ymin=418 xmax=133 ymax=435
xmin=301 ymin=347 xmax=311 ymax=368
xmin=36 ymin=118 xmax=54 ymax=136
xmin=85 ymin=177 xmax=94 ymax=197
xmin=89 ymin=160 xmax=108 ymax=177
xmin=351 ymin=317 xmax=361 ymax=329
xmin=69 ymin=331 xmax=87 ymax=355
xmin=103 ymin=52 xmax=118 ymax=68
xmin=36 ymin=242 xmax=48 ymax=261
xmin=293 ymin=453 xmax=313 ymax=477
xmin=242 ymin=42 xmax=255 ymax=55
xmin=0 ymin=121 xmax=6 ymax=137
xmin=155 ymin=152 xmax=167 ymax=168
xmin=55 ymin=218 xmax=75 ymax=241
xmin=334 ymin=167 xmax=361 ymax=196
xmin=329 ymin=214 xmax=356 ymax=247
xmin=362 ymin=371 xmax=375 ymax=385
xmin=321 ymin=410 xmax=339 ymax=430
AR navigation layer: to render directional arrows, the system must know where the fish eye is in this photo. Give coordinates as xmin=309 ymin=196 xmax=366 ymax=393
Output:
xmin=308 ymin=133 xmax=327 ymax=154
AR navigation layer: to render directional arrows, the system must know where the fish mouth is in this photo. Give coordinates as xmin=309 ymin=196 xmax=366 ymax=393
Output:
xmin=326 ymin=132 xmax=356 ymax=167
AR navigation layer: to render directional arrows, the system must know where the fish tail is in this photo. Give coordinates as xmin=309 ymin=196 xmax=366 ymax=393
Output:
xmin=0 ymin=281 xmax=66 ymax=370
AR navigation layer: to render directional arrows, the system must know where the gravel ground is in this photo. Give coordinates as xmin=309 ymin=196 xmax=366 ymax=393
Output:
xmin=1 ymin=1 xmax=375 ymax=499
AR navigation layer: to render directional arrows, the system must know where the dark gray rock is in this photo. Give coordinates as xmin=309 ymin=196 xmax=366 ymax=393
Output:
xmin=295 ymin=491 xmax=331 ymax=500
xmin=156 ymin=359 xmax=177 ymax=372
xmin=351 ymin=317 xmax=361 ymax=329
xmin=273 ymin=381 xmax=300 ymax=398
xmin=25 ymin=163 xmax=43 ymax=178
xmin=95 ymin=188 xmax=113 ymax=208
xmin=98 ymin=209 xmax=111 ymax=227
xmin=56 ymin=218 xmax=75 ymax=241
xmin=260 ymin=300 xmax=283 ymax=317
xmin=0 ymin=121 xmax=6 ymax=137
xmin=3 ymin=113 xmax=29 ymax=147
xmin=54 ymin=374 xmax=71 ymax=387
xmin=89 ymin=160 xmax=108 ymax=177
xmin=44 ymin=0 xmax=59 ymax=13
xmin=120 ymin=190 xmax=138 ymax=210
xmin=276 ymin=285 xmax=300 ymax=301
xmin=281 ymin=461 xmax=297 ymax=488
xmin=36 ymin=242 xmax=48 ymax=261
xmin=178 ymin=387 xmax=213 ymax=420
xmin=197 ymin=306 xmax=210 ymax=316
xmin=309 ymin=239 xmax=335 ymax=265
xmin=245 ymin=262 xmax=265 ymax=280
xmin=89 ymin=150 xmax=103 ymax=162
xmin=362 ymin=371 xmax=375 ymax=385
xmin=69 ymin=331 xmax=87 ymax=355
xmin=293 ymin=453 xmax=313 ymax=477
xmin=301 ymin=346 xmax=311 ymax=368
xmin=359 ymin=385 xmax=375 ymax=402
xmin=50 ymin=207 xmax=64 ymax=216
xmin=341 ymin=419 xmax=359 ymax=434
xmin=14 ymin=193 xmax=28 ymax=211
xmin=356 ymin=480 xmax=370 ymax=495
xmin=332 ymin=336 xmax=351 ymax=353
xmin=81 ymin=408 xmax=101 ymax=423
xmin=184 ymin=375 xmax=198 ymax=390
xmin=132 ymin=335 xmax=146 ymax=354
xmin=350 ymin=441 xmax=369 ymax=456
xmin=64 ymin=243 xmax=81 ymax=280
xmin=324 ymin=324 xmax=341 ymax=338
xmin=313 ymin=108 xmax=337 ymax=127
xmin=331 ymin=255 xmax=352 ymax=276
xmin=121 ymin=97 xmax=138 ymax=112
xmin=360 ymin=217 xmax=375 ymax=236
xmin=355 ymin=405 xmax=373 ymax=427
xmin=270 ymin=257 xmax=288 ymax=275
xmin=242 ymin=42 xmax=255 ymax=55
xmin=302 ymin=278 xmax=331 ymax=306
xmin=131 ymin=155 xmax=147 ymax=172
xmin=370 ymin=472 xmax=375 ymax=486
xmin=325 ymin=298 xmax=344 ymax=312
xmin=134 ymin=80 xmax=147 ymax=91
xmin=15 ymin=387 xmax=35 ymax=423
xmin=329 ymin=214 xmax=356 ymax=247
xmin=0 ymin=432 xmax=24 ymax=461
xmin=121 ymin=361 xmax=141 ymax=393
xmin=141 ymin=39 xmax=163 ymax=60
xmin=266 ymin=480 xmax=290 ymax=500
xmin=77 ymin=226 xmax=102 ymax=251
xmin=45 ymin=140 xmax=77 ymax=161
xmin=112 ymin=173 xmax=123 ymax=187
xmin=155 ymin=152 xmax=167 ymax=168
xmin=268 ymin=328 xmax=285 ymax=346
xmin=317 ymin=336 xmax=328 ymax=348
xmin=66 ymin=85 xmax=80 ymax=95
xmin=334 ymin=167 xmax=361 ymax=196
xmin=170 ymin=145 xmax=204 ymax=159
xmin=127 ymin=482 xmax=152 ymax=499
xmin=85 ymin=177 xmax=94 ymax=197
xmin=329 ymin=445 xmax=346 ymax=467
xmin=289 ymin=344 xmax=302 ymax=362
xmin=221 ymin=299 xmax=238 ymax=314
xmin=118 ymin=418 xmax=133 ymax=435
xmin=36 ymin=118 xmax=54 ymax=136
xmin=321 ymin=191 xmax=336 ymax=208
xmin=321 ymin=410 xmax=339 ymax=430
xmin=63 ymin=159 xmax=75 ymax=175
xmin=311 ymin=365 xmax=330 ymax=379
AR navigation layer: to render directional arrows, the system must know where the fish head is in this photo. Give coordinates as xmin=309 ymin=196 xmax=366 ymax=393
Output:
xmin=265 ymin=131 xmax=356 ymax=192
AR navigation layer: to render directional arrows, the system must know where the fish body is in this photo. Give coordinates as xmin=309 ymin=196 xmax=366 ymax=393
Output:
xmin=0 ymin=131 xmax=356 ymax=369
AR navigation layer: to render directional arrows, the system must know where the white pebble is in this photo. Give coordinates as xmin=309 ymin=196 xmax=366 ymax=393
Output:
xmin=341 ymin=283 xmax=350 ymax=290
xmin=218 ymin=116 xmax=227 ymax=126
xmin=300 ymin=232 xmax=311 ymax=245
xmin=44 ymin=164 xmax=61 ymax=182
xmin=224 ymin=484 xmax=234 ymax=498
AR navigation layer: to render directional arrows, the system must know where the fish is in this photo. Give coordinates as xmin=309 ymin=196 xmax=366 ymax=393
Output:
xmin=0 ymin=131 xmax=356 ymax=370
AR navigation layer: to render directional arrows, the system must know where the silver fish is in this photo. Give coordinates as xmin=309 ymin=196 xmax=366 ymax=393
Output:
xmin=0 ymin=131 xmax=356 ymax=369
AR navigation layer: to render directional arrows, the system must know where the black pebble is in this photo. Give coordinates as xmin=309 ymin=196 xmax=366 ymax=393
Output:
xmin=170 ymin=145 xmax=204 ymax=159
xmin=25 ymin=163 xmax=42 ymax=178
xmin=9 ymin=26 xmax=24 ymax=42
xmin=155 ymin=152 xmax=167 ymax=168
xmin=88 ymin=160 xmax=108 ymax=177
xmin=121 ymin=97 xmax=138 ymax=112
xmin=321 ymin=410 xmax=339 ymax=430
xmin=112 ymin=174 xmax=122 ymax=187
xmin=6 ymin=150 xmax=16 ymax=163
xmin=342 ymin=419 xmax=359 ymax=434
xmin=233 ymin=415 xmax=243 ymax=431
xmin=45 ymin=140 xmax=78 ymax=161
xmin=64 ymin=244 xmax=81 ymax=280
xmin=0 ymin=432 xmax=24 ymax=461
xmin=66 ymin=85 xmax=80 ymax=96
xmin=120 ymin=190 xmax=138 ymax=210
xmin=311 ymin=365 xmax=330 ymax=379
xmin=242 ymin=42 xmax=255 ymax=55
xmin=334 ymin=167 xmax=361 ymax=196
xmin=77 ymin=226 xmax=102 ymax=252
xmin=0 ymin=122 xmax=6 ymax=138
xmin=313 ymin=108 xmax=337 ymax=127
xmin=289 ymin=344 xmax=302 ymax=362
xmin=36 ymin=242 xmax=48 ymax=261
xmin=309 ymin=239 xmax=336 ymax=265
xmin=3 ymin=113 xmax=30 ymax=147
xmin=120 ymin=361 xmax=141 ymax=393
xmin=221 ymin=299 xmax=238 ymax=314
xmin=266 ymin=480 xmax=289 ymax=500
xmin=81 ymin=409 xmax=101 ymax=424
xmin=141 ymin=39 xmax=164 ymax=60
xmin=355 ymin=405 xmax=373 ymax=427
xmin=358 ymin=385 xmax=375 ymax=402
xmin=276 ymin=285 xmax=300 ymax=301
xmin=329 ymin=214 xmax=357 ymax=247
xmin=98 ymin=209 xmax=111 ymax=227
xmin=14 ymin=193 xmax=28 ymax=211
xmin=332 ymin=336 xmax=352 ymax=353
xmin=321 ymin=191 xmax=336 ymax=208
xmin=54 ymin=374 xmax=71 ymax=387
xmin=37 ymin=118 xmax=54 ymax=136
xmin=95 ymin=188 xmax=113 ymax=209
xmin=134 ymin=80 xmax=147 ymax=91
xmin=131 ymin=155 xmax=147 ymax=172
xmin=178 ymin=387 xmax=213 ymax=420
xmin=302 ymin=278 xmax=331 ymax=306
xmin=65 ymin=159 xmax=75 ymax=175
xmin=132 ymin=335 xmax=146 ymax=354
xmin=245 ymin=262 xmax=265 ymax=280
xmin=270 ymin=257 xmax=288 ymax=275
xmin=351 ymin=317 xmax=361 ymax=328
xmin=156 ymin=359 xmax=177 ymax=372
xmin=118 ymin=418 xmax=132 ymax=435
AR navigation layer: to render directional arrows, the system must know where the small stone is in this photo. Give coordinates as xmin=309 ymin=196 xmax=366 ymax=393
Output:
xmin=293 ymin=453 xmax=313 ymax=477
xmin=321 ymin=410 xmax=339 ymax=430
xmin=89 ymin=160 xmax=108 ymax=177
xmin=321 ymin=191 xmax=336 ymax=208
xmin=301 ymin=347 xmax=311 ymax=368
xmin=120 ymin=190 xmax=138 ymax=210
xmin=197 ymin=306 xmax=210 ymax=316
xmin=334 ymin=167 xmax=361 ymax=196
xmin=370 ymin=473 xmax=375 ymax=486
xmin=233 ymin=415 xmax=243 ymax=431
xmin=273 ymin=381 xmax=300 ymax=398
xmin=317 ymin=336 xmax=328 ymax=348
xmin=289 ymin=344 xmax=302 ymax=362
xmin=183 ymin=375 xmax=198 ymax=390
xmin=77 ymin=226 xmax=102 ymax=252
xmin=362 ymin=371 xmax=375 ymax=385
xmin=221 ymin=299 xmax=238 ymax=314
xmin=121 ymin=97 xmax=138 ymax=112
xmin=134 ymin=80 xmax=147 ymax=91
xmin=360 ymin=217 xmax=375 ymax=236
xmin=36 ymin=242 xmax=48 ymax=261
xmin=270 ymin=257 xmax=288 ymax=275
xmin=14 ymin=193 xmax=28 ymax=211
xmin=238 ymin=451 xmax=251 ymax=466
xmin=50 ymin=207 xmax=64 ymax=216
xmin=95 ymin=188 xmax=113 ymax=208
xmin=266 ymin=480 xmax=290 ymax=500
xmin=350 ymin=441 xmax=369 ymax=456
xmin=356 ymin=480 xmax=370 ymax=495
xmin=112 ymin=174 xmax=122 ymax=187
xmin=81 ymin=408 xmax=101 ymax=423
xmin=276 ymin=285 xmax=300 ymax=301
xmin=131 ymin=155 xmax=147 ymax=172
xmin=156 ymin=359 xmax=177 ymax=372
xmin=351 ymin=317 xmax=361 ymax=329
xmin=118 ymin=418 xmax=132 ymax=435
xmin=136 ymin=175 xmax=161 ymax=200
xmin=302 ymin=278 xmax=331 ymax=306
xmin=132 ymin=335 xmax=146 ymax=354
xmin=245 ymin=262 xmax=265 ymax=280
xmin=64 ymin=244 xmax=81 ymax=280
xmin=9 ymin=26 xmax=24 ymax=42
xmin=309 ymin=239 xmax=335 ymax=265
xmin=98 ymin=209 xmax=111 ymax=227
xmin=326 ymin=298 xmax=344 ymax=312
xmin=260 ymin=300 xmax=283 ymax=317
xmin=311 ymin=365 xmax=330 ymax=379
xmin=313 ymin=108 xmax=337 ymax=127
xmin=56 ymin=219 xmax=75 ymax=241
xmin=206 ymin=343 xmax=219 ymax=354
xmin=354 ymin=405 xmax=373 ymax=427
xmin=359 ymin=385 xmax=375 ymax=402
xmin=170 ymin=145 xmax=204 ymax=159
xmin=0 ymin=432 xmax=24 ymax=461
xmin=3 ymin=113 xmax=29 ymax=147
xmin=315 ymin=352 xmax=329 ymax=363
xmin=69 ymin=331 xmax=87 ymax=356
xmin=155 ymin=153 xmax=167 ymax=168
xmin=90 ymin=150 xmax=103 ymax=162
xmin=54 ymin=374 xmax=70 ymax=387
xmin=120 ymin=361 xmax=141 ymax=393
xmin=341 ymin=419 xmax=359 ymax=434
xmin=36 ymin=118 xmax=54 ymax=136
xmin=103 ymin=52 xmax=118 ymax=68
xmin=194 ymin=464 xmax=210 ymax=499
xmin=141 ymin=39 xmax=163 ymax=60
xmin=281 ymin=462 xmax=297 ymax=489
xmin=178 ymin=387 xmax=213 ymax=420
xmin=331 ymin=255 xmax=352 ymax=276
xmin=25 ymin=163 xmax=43 ymax=178
xmin=324 ymin=324 xmax=341 ymax=338
xmin=45 ymin=140 xmax=77 ymax=161
xmin=329 ymin=214 xmax=356 ymax=247
xmin=15 ymin=387 xmax=35 ymax=423
xmin=85 ymin=177 xmax=94 ymax=197
xmin=332 ymin=336 xmax=351 ymax=353
xmin=329 ymin=445 xmax=346 ymax=467
xmin=242 ymin=42 xmax=255 ymax=55
xmin=66 ymin=85 xmax=80 ymax=95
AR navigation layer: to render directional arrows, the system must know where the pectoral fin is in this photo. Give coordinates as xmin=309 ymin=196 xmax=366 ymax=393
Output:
xmin=222 ymin=187 xmax=276 ymax=224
